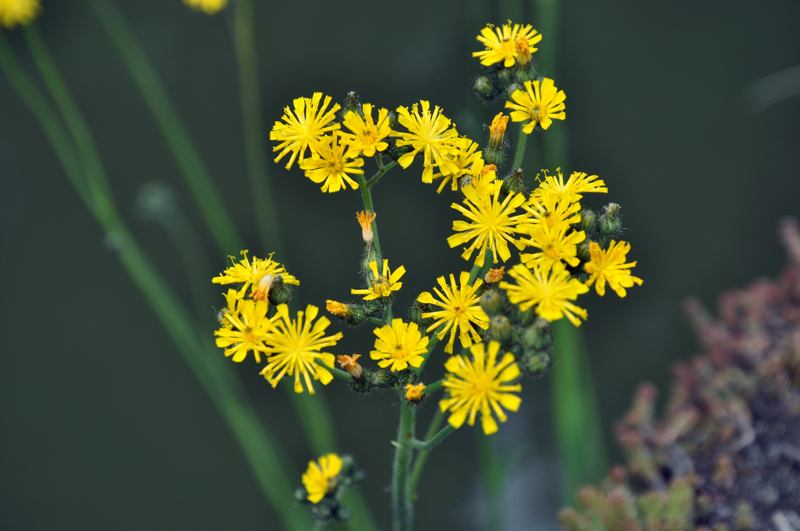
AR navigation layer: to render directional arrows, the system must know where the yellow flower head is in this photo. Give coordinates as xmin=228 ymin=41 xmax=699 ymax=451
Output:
xmin=351 ymin=259 xmax=406 ymax=300
xmin=500 ymin=262 xmax=589 ymax=326
xmin=514 ymin=36 xmax=532 ymax=66
xmin=356 ymin=210 xmax=377 ymax=244
xmin=299 ymin=132 xmax=364 ymax=193
xmin=484 ymin=267 xmax=506 ymax=284
xmin=370 ymin=319 xmax=429 ymax=372
xmin=520 ymin=223 xmax=586 ymax=273
xmin=326 ymin=300 xmax=351 ymax=318
xmin=417 ymin=271 xmax=489 ymax=354
xmin=183 ymin=0 xmax=227 ymax=15
xmin=302 ymin=453 xmax=343 ymax=504
xmin=431 ymin=140 xmax=483 ymax=193
xmin=337 ymin=354 xmax=364 ymax=379
xmin=0 ymin=0 xmax=40 ymax=28
xmin=506 ymin=79 xmax=566 ymax=133
xmin=392 ymin=101 xmax=466 ymax=183
xmin=531 ymin=168 xmax=607 ymax=205
xmin=216 ymin=288 xmax=242 ymax=329
xmin=213 ymin=250 xmax=299 ymax=301
xmin=341 ymin=103 xmax=391 ymax=158
xmin=585 ymin=240 xmax=643 ymax=297
xmin=473 ymin=22 xmax=542 ymax=68
xmin=523 ymin=190 xmax=582 ymax=234
xmin=405 ymin=383 xmax=426 ymax=402
xmin=260 ymin=304 xmax=342 ymax=394
xmin=214 ymin=299 xmax=274 ymax=363
xmin=270 ymin=93 xmax=341 ymax=169
xmin=439 ymin=341 xmax=522 ymax=435
xmin=488 ymin=113 xmax=509 ymax=150
xmin=448 ymin=181 xmax=528 ymax=268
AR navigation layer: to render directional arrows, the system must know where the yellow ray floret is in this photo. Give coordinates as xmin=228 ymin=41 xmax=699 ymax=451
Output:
xmin=392 ymin=101 xmax=467 ymax=183
xmin=500 ymin=262 xmax=589 ymax=326
xmin=417 ymin=271 xmax=489 ymax=354
xmin=506 ymin=78 xmax=566 ymax=132
xmin=439 ymin=341 xmax=522 ymax=435
xmin=340 ymin=103 xmax=392 ymax=158
xmin=351 ymin=259 xmax=405 ymax=300
xmin=370 ymin=319 xmax=429 ymax=372
xmin=520 ymin=222 xmax=586 ymax=273
xmin=531 ymin=168 xmax=607 ymax=205
xmin=473 ymin=21 xmax=542 ymax=68
xmin=213 ymin=250 xmax=298 ymax=301
xmin=0 ymin=0 xmax=40 ymax=28
xmin=430 ymin=140 xmax=483 ymax=193
xmin=259 ymin=304 xmax=341 ymax=394
xmin=270 ymin=92 xmax=341 ymax=169
xmin=448 ymin=181 xmax=528 ymax=268
xmin=302 ymin=453 xmax=343 ymax=504
xmin=585 ymin=241 xmax=643 ymax=297
xmin=299 ymin=132 xmax=364 ymax=193
xmin=183 ymin=0 xmax=227 ymax=15
xmin=214 ymin=299 xmax=275 ymax=363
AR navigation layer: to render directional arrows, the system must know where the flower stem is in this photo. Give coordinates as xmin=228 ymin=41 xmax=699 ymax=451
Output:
xmin=414 ymin=326 xmax=442 ymax=375
xmin=356 ymin=172 xmax=383 ymax=261
xmin=392 ymin=402 xmax=416 ymax=531
xmin=405 ymin=424 xmax=456 ymax=451
xmin=409 ymin=407 xmax=445 ymax=498
xmin=85 ymin=0 xmax=244 ymax=255
xmin=423 ymin=379 xmax=443 ymax=394
xmin=231 ymin=0 xmax=285 ymax=257
xmin=511 ymin=122 xmax=528 ymax=169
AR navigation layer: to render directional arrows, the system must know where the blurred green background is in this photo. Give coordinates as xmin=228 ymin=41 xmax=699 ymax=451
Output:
xmin=2 ymin=0 xmax=799 ymax=529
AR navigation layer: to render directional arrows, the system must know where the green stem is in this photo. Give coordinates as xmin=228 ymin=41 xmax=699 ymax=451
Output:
xmin=478 ymin=433 xmax=505 ymax=531
xmin=405 ymin=424 xmax=456 ymax=451
xmin=316 ymin=361 xmax=354 ymax=383
xmin=423 ymin=379 xmax=442 ymax=394
xmin=392 ymin=402 xmax=416 ymax=531
xmin=511 ymin=123 xmax=528 ymax=169
xmin=85 ymin=0 xmax=244 ymax=255
xmin=2 ymin=31 xmax=305 ymax=531
xmin=409 ymin=407 xmax=445 ymax=498
xmin=231 ymin=0 xmax=285 ymax=257
xmin=414 ymin=326 xmax=442 ymax=375
xmin=366 ymin=160 xmax=397 ymax=188
xmin=356 ymin=172 xmax=384 ymax=260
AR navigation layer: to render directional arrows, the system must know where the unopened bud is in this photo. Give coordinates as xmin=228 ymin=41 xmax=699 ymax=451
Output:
xmin=474 ymin=76 xmax=498 ymax=101
xmin=370 ymin=369 xmax=392 ymax=388
xmin=502 ymin=168 xmax=526 ymax=195
xmin=520 ymin=351 xmax=551 ymax=377
xmin=404 ymin=383 xmax=425 ymax=403
xmin=268 ymin=276 xmax=293 ymax=305
xmin=515 ymin=306 xmax=536 ymax=326
xmin=356 ymin=210 xmax=376 ymax=244
xmin=337 ymin=354 xmax=364 ymax=379
xmin=488 ymin=315 xmax=512 ymax=344
xmin=506 ymin=82 xmax=523 ymax=99
xmin=496 ymin=68 xmax=513 ymax=88
xmin=578 ymin=209 xmax=596 ymax=233
xmin=598 ymin=203 xmax=622 ymax=237
xmin=488 ymin=113 xmax=508 ymax=151
xmin=340 ymin=91 xmax=361 ymax=121
xmin=480 ymin=289 xmax=504 ymax=316
xmin=577 ymin=240 xmax=592 ymax=262
xmin=361 ymin=248 xmax=379 ymax=279
xmin=521 ymin=318 xmax=552 ymax=350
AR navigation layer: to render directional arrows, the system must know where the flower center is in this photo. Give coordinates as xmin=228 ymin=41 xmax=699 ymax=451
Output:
xmin=391 ymin=345 xmax=407 ymax=359
xmin=372 ymin=276 xmax=391 ymax=296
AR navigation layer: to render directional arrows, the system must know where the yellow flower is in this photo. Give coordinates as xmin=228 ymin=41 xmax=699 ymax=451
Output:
xmin=531 ymin=168 xmax=607 ymax=205
xmin=500 ymin=262 xmax=589 ymax=326
xmin=299 ymin=133 xmax=364 ymax=193
xmin=514 ymin=36 xmax=532 ymax=67
xmin=392 ymin=101 xmax=466 ymax=183
xmin=213 ymin=250 xmax=299 ymax=301
xmin=431 ymin=140 xmax=483 ymax=193
xmin=473 ymin=21 xmax=542 ymax=68
xmin=0 ymin=0 xmax=39 ymax=28
xmin=460 ymin=157 xmax=498 ymax=195
xmin=270 ymin=93 xmax=341 ymax=169
xmin=356 ymin=210 xmax=377 ymax=244
xmin=417 ymin=272 xmax=489 ymax=354
xmin=520 ymin=223 xmax=586 ymax=272
xmin=260 ymin=304 xmax=342 ymax=394
xmin=216 ymin=288 xmax=242 ymax=329
xmin=337 ymin=354 xmax=364 ymax=379
xmin=488 ymin=112 xmax=509 ymax=151
xmin=405 ymin=383 xmax=426 ymax=402
xmin=326 ymin=300 xmax=351 ymax=318
xmin=183 ymin=0 xmax=227 ymax=15
xmin=522 ymin=192 xmax=581 ymax=234
xmin=302 ymin=453 xmax=343 ymax=504
xmin=439 ymin=341 xmax=522 ymax=435
xmin=448 ymin=181 xmax=528 ymax=268
xmin=351 ymin=259 xmax=406 ymax=300
xmin=370 ymin=319 xmax=429 ymax=372
xmin=214 ymin=299 xmax=274 ymax=363
xmin=585 ymin=241 xmax=643 ymax=297
xmin=341 ymin=103 xmax=391 ymax=158
xmin=506 ymin=78 xmax=566 ymax=132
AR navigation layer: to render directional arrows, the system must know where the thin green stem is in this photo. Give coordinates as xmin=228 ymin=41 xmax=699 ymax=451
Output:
xmin=405 ymin=424 xmax=456 ymax=451
xmin=392 ymin=402 xmax=416 ymax=531
xmin=478 ymin=433 xmax=505 ymax=531
xmin=414 ymin=326 xmax=443 ymax=375
xmin=423 ymin=379 xmax=442 ymax=394
xmin=2 ymin=32 xmax=305 ymax=531
xmin=316 ymin=361 xmax=354 ymax=383
xmin=366 ymin=160 xmax=397 ymax=188
xmin=231 ymin=0 xmax=284 ymax=257
xmin=356 ymin=173 xmax=383 ymax=261
xmin=85 ymin=0 xmax=244 ymax=255
xmin=409 ymin=407 xmax=445 ymax=498
xmin=512 ymin=123 xmax=528 ymax=169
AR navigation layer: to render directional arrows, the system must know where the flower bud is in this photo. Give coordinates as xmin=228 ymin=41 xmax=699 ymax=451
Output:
xmin=339 ymin=91 xmax=361 ymax=121
xmin=520 ymin=351 xmax=551 ymax=377
xmin=514 ymin=306 xmax=536 ymax=327
xmin=370 ymin=369 xmax=392 ymax=388
xmin=337 ymin=354 xmax=364 ymax=379
xmin=404 ymin=383 xmax=425 ymax=403
xmin=474 ymin=76 xmax=498 ymax=101
xmin=268 ymin=276 xmax=293 ymax=305
xmin=496 ymin=68 xmax=513 ymax=88
xmin=506 ymin=82 xmax=524 ymax=99
xmin=488 ymin=315 xmax=512 ymax=344
xmin=598 ymin=203 xmax=622 ymax=237
xmin=577 ymin=240 xmax=592 ymax=262
xmin=356 ymin=210 xmax=376 ymax=244
xmin=521 ymin=318 xmax=553 ymax=350
xmin=480 ymin=289 xmax=504 ymax=316
xmin=361 ymin=247 xmax=379 ymax=280
xmin=386 ymin=138 xmax=412 ymax=162
xmin=502 ymin=168 xmax=526 ymax=195
xmin=578 ymin=209 xmax=597 ymax=233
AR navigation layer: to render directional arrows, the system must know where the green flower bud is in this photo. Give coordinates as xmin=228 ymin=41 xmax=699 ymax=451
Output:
xmin=484 ymin=146 xmax=504 ymax=167
xmin=598 ymin=203 xmax=622 ymax=237
xmin=339 ymin=91 xmax=361 ymax=121
xmin=386 ymin=110 xmax=397 ymax=129
xmin=502 ymin=168 xmax=526 ymax=195
xmin=520 ymin=351 xmax=551 ymax=377
xmin=473 ymin=76 xmax=498 ymax=101
xmin=506 ymin=82 xmax=524 ymax=99
xmin=488 ymin=315 xmax=512 ymax=344
xmin=370 ymin=369 xmax=392 ymax=388
xmin=496 ymin=68 xmax=513 ymax=87
xmin=480 ymin=289 xmax=504 ymax=316
xmin=521 ymin=318 xmax=553 ymax=350
xmin=579 ymin=209 xmax=597 ymax=233
xmin=514 ymin=305 xmax=536 ymax=326
xmin=386 ymin=138 xmax=412 ymax=162
xmin=268 ymin=276 xmax=294 ymax=305
xmin=361 ymin=246 xmax=379 ymax=280
xmin=513 ymin=64 xmax=536 ymax=83
xmin=577 ymin=240 xmax=592 ymax=262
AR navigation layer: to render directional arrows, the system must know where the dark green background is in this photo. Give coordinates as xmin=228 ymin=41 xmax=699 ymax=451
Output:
xmin=2 ymin=1 xmax=799 ymax=529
